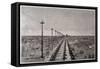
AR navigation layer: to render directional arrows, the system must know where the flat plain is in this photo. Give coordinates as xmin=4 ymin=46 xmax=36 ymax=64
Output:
xmin=20 ymin=36 xmax=95 ymax=63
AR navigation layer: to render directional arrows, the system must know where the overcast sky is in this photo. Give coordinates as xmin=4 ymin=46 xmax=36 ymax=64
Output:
xmin=20 ymin=5 xmax=95 ymax=36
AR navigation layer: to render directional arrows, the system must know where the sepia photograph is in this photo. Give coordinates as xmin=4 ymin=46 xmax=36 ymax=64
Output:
xmin=20 ymin=5 xmax=96 ymax=64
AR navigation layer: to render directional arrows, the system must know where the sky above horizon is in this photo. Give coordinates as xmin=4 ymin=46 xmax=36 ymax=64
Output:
xmin=20 ymin=5 xmax=95 ymax=36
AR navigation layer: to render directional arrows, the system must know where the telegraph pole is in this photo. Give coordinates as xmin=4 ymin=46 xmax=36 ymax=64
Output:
xmin=55 ymin=30 xmax=56 ymax=36
xmin=51 ymin=28 xmax=53 ymax=50
xmin=51 ymin=28 xmax=53 ymax=37
xmin=40 ymin=21 xmax=44 ymax=58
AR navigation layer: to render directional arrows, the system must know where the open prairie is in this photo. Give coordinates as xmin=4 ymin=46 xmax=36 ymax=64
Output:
xmin=68 ymin=36 xmax=95 ymax=60
xmin=21 ymin=36 xmax=95 ymax=63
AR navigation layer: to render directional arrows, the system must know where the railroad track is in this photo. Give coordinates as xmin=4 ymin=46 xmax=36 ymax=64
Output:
xmin=45 ymin=37 xmax=71 ymax=62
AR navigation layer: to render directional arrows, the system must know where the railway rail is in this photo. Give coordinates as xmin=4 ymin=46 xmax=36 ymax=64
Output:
xmin=45 ymin=37 xmax=72 ymax=62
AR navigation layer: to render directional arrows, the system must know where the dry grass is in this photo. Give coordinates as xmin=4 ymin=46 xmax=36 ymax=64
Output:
xmin=68 ymin=36 xmax=95 ymax=60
